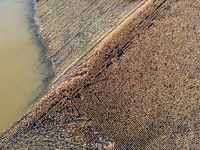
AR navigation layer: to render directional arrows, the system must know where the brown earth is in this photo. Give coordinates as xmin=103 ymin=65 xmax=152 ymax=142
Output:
xmin=1 ymin=0 xmax=200 ymax=149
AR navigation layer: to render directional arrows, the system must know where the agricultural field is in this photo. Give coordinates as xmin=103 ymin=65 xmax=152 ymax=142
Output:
xmin=1 ymin=0 xmax=200 ymax=149
xmin=36 ymin=0 xmax=146 ymax=85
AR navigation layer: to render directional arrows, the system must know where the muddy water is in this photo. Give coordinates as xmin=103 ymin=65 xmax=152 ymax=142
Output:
xmin=0 ymin=0 xmax=51 ymax=133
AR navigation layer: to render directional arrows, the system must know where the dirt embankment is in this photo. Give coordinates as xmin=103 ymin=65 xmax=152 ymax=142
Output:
xmin=1 ymin=0 xmax=200 ymax=149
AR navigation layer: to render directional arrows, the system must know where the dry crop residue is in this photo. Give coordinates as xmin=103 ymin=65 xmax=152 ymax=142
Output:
xmin=1 ymin=0 xmax=200 ymax=149
xmin=36 ymin=0 xmax=146 ymax=86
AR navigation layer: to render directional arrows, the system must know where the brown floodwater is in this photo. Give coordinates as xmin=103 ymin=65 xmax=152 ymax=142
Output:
xmin=0 ymin=0 xmax=51 ymax=133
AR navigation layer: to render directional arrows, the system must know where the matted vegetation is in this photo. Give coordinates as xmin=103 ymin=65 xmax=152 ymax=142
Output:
xmin=1 ymin=0 xmax=200 ymax=149
xmin=36 ymin=0 xmax=146 ymax=85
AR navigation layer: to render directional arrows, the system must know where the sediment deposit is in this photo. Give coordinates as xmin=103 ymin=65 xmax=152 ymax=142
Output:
xmin=1 ymin=0 xmax=200 ymax=149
